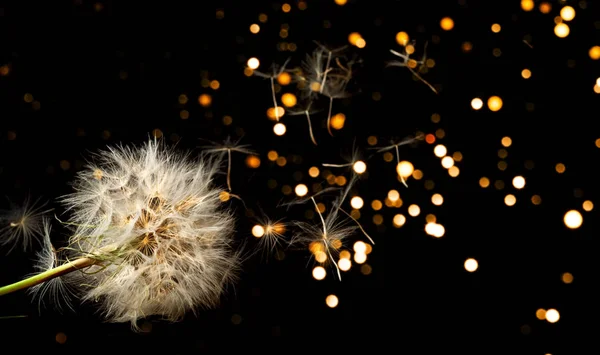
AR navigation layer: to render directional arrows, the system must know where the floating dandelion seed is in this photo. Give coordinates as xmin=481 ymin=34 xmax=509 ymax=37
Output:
xmin=27 ymin=217 xmax=75 ymax=314
xmin=388 ymin=41 xmax=438 ymax=94
xmin=290 ymin=174 xmax=373 ymax=280
xmin=253 ymin=58 xmax=292 ymax=122
xmin=287 ymin=100 xmax=321 ymax=145
xmin=296 ymin=43 xmax=356 ymax=136
xmin=0 ymin=139 xmax=241 ymax=330
xmin=0 ymin=195 xmax=53 ymax=254
xmin=370 ymin=134 xmax=424 ymax=187
xmin=252 ymin=215 xmax=288 ymax=259
xmin=199 ymin=136 xmax=255 ymax=194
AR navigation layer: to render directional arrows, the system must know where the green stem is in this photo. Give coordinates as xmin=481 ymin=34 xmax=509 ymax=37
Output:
xmin=0 ymin=257 xmax=95 ymax=297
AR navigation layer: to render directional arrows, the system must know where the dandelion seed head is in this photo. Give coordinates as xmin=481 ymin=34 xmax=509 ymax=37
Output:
xmin=60 ymin=139 xmax=239 ymax=329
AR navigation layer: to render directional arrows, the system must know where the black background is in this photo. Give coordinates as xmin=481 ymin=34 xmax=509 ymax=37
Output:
xmin=1 ymin=0 xmax=600 ymax=353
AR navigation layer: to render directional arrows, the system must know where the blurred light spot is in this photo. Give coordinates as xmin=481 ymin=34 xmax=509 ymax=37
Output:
xmin=295 ymin=184 xmax=308 ymax=197
xmin=281 ymin=93 xmax=297 ymax=107
xmin=431 ymin=193 xmax=443 ymax=206
xmin=247 ymin=57 xmax=260 ymax=69
xmin=521 ymin=0 xmax=534 ymax=11
xmin=278 ymin=72 xmax=292 ymax=85
xmin=330 ymin=113 xmax=346 ymax=130
xmin=491 ymin=23 xmax=501 ymax=33
xmin=350 ymin=196 xmax=364 ymax=209
xmin=448 ymin=166 xmax=460 ymax=177
xmin=531 ymin=195 xmax=542 ymax=205
xmin=555 ymin=163 xmax=566 ymax=173
xmin=464 ymin=258 xmax=478 ymax=272
xmin=393 ymin=214 xmax=406 ymax=227
xmin=396 ymin=31 xmax=409 ymax=46
xmin=245 ymin=155 xmax=261 ymax=168
xmin=313 ymin=266 xmax=326 ymax=280
xmin=252 ymin=225 xmax=265 ymax=238
xmin=501 ymin=136 xmax=512 ymax=147
xmin=512 ymin=176 xmax=525 ymax=189
xmin=250 ymin=24 xmax=260 ymax=34
xmin=440 ymin=17 xmax=454 ymax=31
xmin=353 ymin=161 xmax=367 ymax=174
xmin=583 ymin=200 xmax=593 ymax=211
xmin=425 ymin=222 xmax=445 ymax=237
xmin=561 ymin=272 xmax=574 ymax=284
xmin=590 ymin=46 xmax=600 ymax=60
xmin=564 ymin=210 xmax=582 ymax=229
xmin=560 ymin=6 xmax=575 ymax=21
xmin=479 ymin=177 xmax=490 ymax=188
xmin=434 ymin=144 xmax=447 ymax=157
xmin=273 ymin=123 xmax=286 ymax=136
xmin=354 ymin=252 xmax=367 ymax=264
xmin=536 ymin=309 xmax=546 ymax=320
xmin=545 ymin=309 xmax=560 ymax=323
xmin=471 ymin=97 xmax=483 ymax=110
xmin=338 ymin=258 xmax=351 ymax=271
xmin=521 ymin=69 xmax=531 ymax=79
xmin=308 ymin=166 xmax=319 ymax=177
xmin=396 ymin=161 xmax=414 ymax=178
xmin=441 ymin=156 xmax=454 ymax=169
xmin=487 ymin=96 xmax=503 ymax=111
xmin=504 ymin=194 xmax=516 ymax=206
xmin=326 ymin=294 xmax=339 ymax=308
xmin=554 ymin=23 xmax=569 ymax=38
xmin=198 ymin=94 xmax=212 ymax=107
xmin=408 ymin=204 xmax=420 ymax=217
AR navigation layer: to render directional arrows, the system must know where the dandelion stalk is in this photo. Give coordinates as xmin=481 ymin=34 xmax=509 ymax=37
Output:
xmin=0 ymin=257 xmax=95 ymax=297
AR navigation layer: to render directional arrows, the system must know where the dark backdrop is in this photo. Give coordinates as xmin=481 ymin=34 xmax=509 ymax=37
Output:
xmin=1 ymin=0 xmax=599 ymax=353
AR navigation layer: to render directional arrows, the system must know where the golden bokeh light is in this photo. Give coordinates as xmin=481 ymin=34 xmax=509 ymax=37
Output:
xmin=433 ymin=144 xmax=447 ymax=158
xmin=554 ymin=23 xmax=570 ymax=38
xmin=441 ymin=156 xmax=454 ymax=169
xmin=396 ymin=161 xmax=414 ymax=178
xmin=281 ymin=93 xmax=297 ymax=107
xmin=536 ymin=309 xmax=546 ymax=320
xmin=491 ymin=24 xmax=501 ymax=33
xmin=396 ymin=31 xmax=409 ymax=46
xmin=325 ymin=294 xmax=339 ymax=308
xmin=330 ymin=113 xmax=346 ymax=130
xmin=408 ymin=204 xmax=420 ymax=217
xmin=448 ymin=166 xmax=460 ymax=177
xmin=350 ymin=196 xmax=364 ymax=209
xmin=393 ymin=214 xmax=406 ymax=227
xmin=354 ymin=252 xmax=367 ymax=264
xmin=250 ymin=24 xmax=260 ymax=34
xmin=521 ymin=0 xmax=534 ymax=11
xmin=504 ymin=194 xmax=516 ymax=206
xmin=252 ymin=225 xmax=265 ymax=238
xmin=313 ymin=266 xmax=326 ymax=280
xmin=247 ymin=57 xmax=260 ymax=70
xmin=295 ymin=184 xmax=308 ymax=197
xmin=590 ymin=46 xmax=600 ymax=60
xmin=471 ymin=97 xmax=483 ymax=110
xmin=425 ymin=222 xmax=445 ymax=238
xmin=545 ymin=309 xmax=560 ymax=323
xmin=338 ymin=258 xmax=351 ymax=271
xmin=561 ymin=272 xmax=574 ymax=284
xmin=512 ymin=176 xmax=526 ymax=189
xmin=387 ymin=189 xmax=400 ymax=202
xmin=464 ymin=258 xmax=478 ymax=272
xmin=555 ymin=163 xmax=566 ymax=173
xmin=521 ymin=69 xmax=531 ymax=79
xmin=245 ymin=155 xmax=261 ymax=168
xmin=431 ymin=193 xmax=444 ymax=206
xmin=563 ymin=210 xmax=582 ymax=229
xmin=560 ymin=6 xmax=575 ymax=21
xmin=273 ymin=123 xmax=286 ymax=136
xmin=583 ymin=200 xmax=593 ymax=212
xmin=487 ymin=96 xmax=503 ymax=111
xmin=198 ymin=94 xmax=212 ymax=107
xmin=353 ymin=160 xmax=367 ymax=174
xmin=308 ymin=166 xmax=319 ymax=177
xmin=501 ymin=136 xmax=512 ymax=147
xmin=440 ymin=17 xmax=454 ymax=31
xmin=479 ymin=177 xmax=490 ymax=188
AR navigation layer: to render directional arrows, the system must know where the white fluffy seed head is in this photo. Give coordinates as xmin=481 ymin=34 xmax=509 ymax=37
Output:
xmin=60 ymin=139 xmax=239 ymax=329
